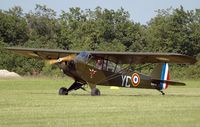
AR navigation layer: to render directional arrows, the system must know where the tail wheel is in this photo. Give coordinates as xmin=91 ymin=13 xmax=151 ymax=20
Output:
xmin=91 ymin=88 xmax=101 ymax=96
xmin=160 ymin=91 xmax=165 ymax=96
xmin=59 ymin=87 xmax=68 ymax=95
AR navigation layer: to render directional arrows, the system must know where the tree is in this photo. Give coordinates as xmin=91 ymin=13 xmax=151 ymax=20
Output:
xmin=189 ymin=9 xmax=200 ymax=56
xmin=146 ymin=6 xmax=199 ymax=56
xmin=0 ymin=6 xmax=28 ymax=46
xmin=58 ymin=7 xmax=145 ymax=51
xmin=25 ymin=4 xmax=60 ymax=48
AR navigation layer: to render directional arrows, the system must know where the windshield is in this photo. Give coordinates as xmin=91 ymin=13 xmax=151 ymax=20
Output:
xmin=75 ymin=52 xmax=91 ymax=63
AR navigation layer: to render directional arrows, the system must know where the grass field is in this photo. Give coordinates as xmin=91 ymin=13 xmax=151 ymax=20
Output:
xmin=0 ymin=77 xmax=200 ymax=127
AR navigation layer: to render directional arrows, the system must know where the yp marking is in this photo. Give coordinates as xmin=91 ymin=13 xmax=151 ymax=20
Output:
xmin=121 ymin=75 xmax=131 ymax=87
xmin=121 ymin=73 xmax=141 ymax=88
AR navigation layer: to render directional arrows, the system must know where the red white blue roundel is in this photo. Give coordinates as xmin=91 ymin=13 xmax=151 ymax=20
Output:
xmin=131 ymin=73 xmax=140 ymax=87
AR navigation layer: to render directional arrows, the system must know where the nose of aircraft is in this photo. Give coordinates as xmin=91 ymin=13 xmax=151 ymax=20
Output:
xmin=48 ymin=52 xmax=91 ymax=65
xmin=49 ymin=54 xmax=76 ymax=64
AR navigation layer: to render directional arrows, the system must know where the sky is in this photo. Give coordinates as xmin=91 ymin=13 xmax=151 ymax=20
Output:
xmin=0 ymin=0 xmax=200 ymax=24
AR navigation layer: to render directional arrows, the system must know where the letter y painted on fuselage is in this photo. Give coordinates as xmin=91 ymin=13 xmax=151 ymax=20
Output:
xmin=121 ymin=75 xmax=131 ymax=87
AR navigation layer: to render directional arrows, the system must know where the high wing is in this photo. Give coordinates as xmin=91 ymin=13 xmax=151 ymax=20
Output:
xmin=5 ymin=47 xmax=197 ymax=64
xmin=5 ymin=47 xmax=79 ymax=59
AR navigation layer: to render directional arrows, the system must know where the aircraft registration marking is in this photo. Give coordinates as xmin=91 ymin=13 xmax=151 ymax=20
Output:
xmin=121 ymin=75 xmax=131 ymax=87
xmin=121 ymin=73 xmax=140 ymax=88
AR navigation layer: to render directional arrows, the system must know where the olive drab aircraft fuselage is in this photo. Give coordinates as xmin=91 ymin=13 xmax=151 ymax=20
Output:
xmin=5 ymin=47 xmax=197 ymax=96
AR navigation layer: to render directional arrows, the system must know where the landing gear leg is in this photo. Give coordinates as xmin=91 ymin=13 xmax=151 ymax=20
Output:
xmin=58 ymin=82 xmax=84 ymax=95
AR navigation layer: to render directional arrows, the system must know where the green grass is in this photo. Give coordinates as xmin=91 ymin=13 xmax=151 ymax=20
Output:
xmin=0 ymin=78 xmax=200 ymax=127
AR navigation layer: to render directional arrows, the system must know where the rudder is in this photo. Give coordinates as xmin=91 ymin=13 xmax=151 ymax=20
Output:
xmin=151 ymin=63 xmax=170 ymax=90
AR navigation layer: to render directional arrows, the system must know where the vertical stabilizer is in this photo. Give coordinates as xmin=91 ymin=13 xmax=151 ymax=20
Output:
xmin=151 ymin=63 xmax=170 ymax=90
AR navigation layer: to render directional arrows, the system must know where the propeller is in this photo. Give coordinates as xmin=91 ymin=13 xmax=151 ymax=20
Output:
xmin=49 ymin=54 xmax=76 ymax=64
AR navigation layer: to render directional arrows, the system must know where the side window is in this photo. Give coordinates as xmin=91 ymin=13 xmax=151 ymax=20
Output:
xmin=96 ymin=59 xmax=103 ymax=70
xmin=87 ymin=58 xmax=121 ymax=73
xmin=102 ymin=60 xmax=121 ymax=73
xmin=87 ymin=59 xmax=96 ymax=67
xmin=87 ymin=58 xmax=103 ymax=70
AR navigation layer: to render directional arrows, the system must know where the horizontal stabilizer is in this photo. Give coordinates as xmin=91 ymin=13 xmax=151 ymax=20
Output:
xmin=151 ymin=79 xmax=186 ymax=86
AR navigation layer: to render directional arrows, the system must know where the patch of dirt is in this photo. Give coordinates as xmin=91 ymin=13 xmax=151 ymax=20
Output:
xmin=0 ymin=70 xmax=21 ymax=78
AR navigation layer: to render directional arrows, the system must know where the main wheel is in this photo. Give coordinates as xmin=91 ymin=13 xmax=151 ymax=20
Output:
xmin=59 ymin=87 xmax=68 ymax=95
xmin=91 ymin=88 xmax=101 ymax=96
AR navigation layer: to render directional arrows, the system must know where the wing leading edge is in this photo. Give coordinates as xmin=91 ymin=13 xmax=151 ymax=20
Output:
xmin=5 ymin=47 xmax=197 ymax=64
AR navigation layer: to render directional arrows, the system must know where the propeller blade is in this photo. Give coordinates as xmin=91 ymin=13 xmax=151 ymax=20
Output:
xmin=48 ymin=54 xmax=76 ymax=64
xmin=49 ymin=59 xmax=59 ymax=65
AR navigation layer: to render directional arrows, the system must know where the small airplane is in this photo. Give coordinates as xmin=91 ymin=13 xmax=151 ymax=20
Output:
xmin=5 ymin=47 xmax=197 ymax=96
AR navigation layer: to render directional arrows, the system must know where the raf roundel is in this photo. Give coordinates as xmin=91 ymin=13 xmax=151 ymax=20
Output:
xmin=131 ymin=73 xmax=140 ymax=87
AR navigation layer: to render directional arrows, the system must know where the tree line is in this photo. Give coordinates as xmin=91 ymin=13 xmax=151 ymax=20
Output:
xmin=0 ymin=5 xmax=199 ymax=78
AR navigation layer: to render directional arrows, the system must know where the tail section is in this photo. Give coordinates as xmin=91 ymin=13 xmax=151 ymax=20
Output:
xmin=151 ymin=63 xmax=184 ymax=91
xmin=150 ymin=63 xmax=169 ymax=80
xmin=160 ymin=63 xmax=170 ymax=89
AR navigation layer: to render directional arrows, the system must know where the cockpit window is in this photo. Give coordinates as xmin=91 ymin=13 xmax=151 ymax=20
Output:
xmin=79 ymin=52 xmax=90 ymax=58
xmin=104 ymin=60 xmax=121 ymax=73
xmin=75 ymin=52 xmax=91 ymax=63
xmin=76 ymin=52 xmax=122 ymax=73
xmin=87 ymin=58 xmax=121 ymax=73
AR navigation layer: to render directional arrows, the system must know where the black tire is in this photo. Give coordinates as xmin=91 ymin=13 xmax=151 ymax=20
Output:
xmin=91 ymin=88 xmax=101 ymax=96
xmin=160 ymin=91 xmax=165 ymax=96
xmin=59 ymin=87 xmax=68 ymax=95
